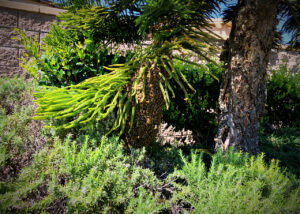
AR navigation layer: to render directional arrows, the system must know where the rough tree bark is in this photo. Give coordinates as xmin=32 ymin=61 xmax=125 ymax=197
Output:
xmin=122 ymin=65 xmax=166 ymax=148
xmin=215 ymin=0 xmax=279 ymax=155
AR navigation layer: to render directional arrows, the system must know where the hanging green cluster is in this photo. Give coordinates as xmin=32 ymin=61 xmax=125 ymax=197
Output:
xmin=33 ymin=65 xmax=134 ymax=132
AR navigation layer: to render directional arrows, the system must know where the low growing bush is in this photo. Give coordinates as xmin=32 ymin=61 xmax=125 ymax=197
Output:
xmin=169 ymin=148 xmax=299 ymax=213
xmin=1 ymin=132 xmax=299 ymax=213
xmin=0 ymin=135 xmax=163 ymax=213
xmin=260 ymin=127 xmax=300 ymax=177
xmin=0 ymin=77 xmax=45 ymax=180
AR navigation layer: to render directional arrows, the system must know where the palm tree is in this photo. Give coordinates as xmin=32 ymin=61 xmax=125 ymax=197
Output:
xmin=215 ymin=0 xmax=299 ymax=155
xmin=34 ymin=0 xmax=222 ymax=148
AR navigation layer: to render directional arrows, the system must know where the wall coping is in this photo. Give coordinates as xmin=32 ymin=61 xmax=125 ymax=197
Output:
xmin=0 ymin=0 xmax=66 ymax=15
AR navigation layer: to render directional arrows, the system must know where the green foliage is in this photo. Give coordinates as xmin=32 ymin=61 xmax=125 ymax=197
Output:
xmin=265 ymin=63 xmax=300 ymax=127
xmin=15 ymin=26 xmax=133 ymax=87
xmin=260 ymin=127 xmax=300 ymax=177
xmin=163 ymin=61 xmax=222 ymax=148
xmin=0 ymin=77 xmax=38 ymax=171
xmin=0 ymin=76 xmax=35 ymax=111
xmin=13 ymin=29 xmax=40 ymax=79
xmin=42 ymin=112 xmax=115 ymax=143
xmin=33 ymin=64 xmax=133 ymax=133
xmin=126 ymin=187 xmax=166 ymax=214
xmin=0 ymin=109 xmax=9 ymax=168
xmin=0 ymin=136 xmax=163 ymax=213
xmin=169 ymin=148 xmax=300 ymax=213
xmin=56 ymin=0 xmax=102 ymax=10
xmin=1 ymin=105 xmax=299 ymax=214
xmin=163 ymin=61 xmax=299 ymax=150
xmin=0 ymin=107 xmax=34 ymax=167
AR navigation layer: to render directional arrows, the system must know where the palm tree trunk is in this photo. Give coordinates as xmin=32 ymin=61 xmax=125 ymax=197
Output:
xmin=215 ymin=0 xmax=279 ymax=155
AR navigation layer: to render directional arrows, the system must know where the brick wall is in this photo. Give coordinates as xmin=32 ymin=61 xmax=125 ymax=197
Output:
xmin=0 ymin=2 xmax=61 ymax=77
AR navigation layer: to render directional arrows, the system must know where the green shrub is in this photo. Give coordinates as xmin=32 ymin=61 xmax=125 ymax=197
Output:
xmin=145 ymin=141 xmax=184 ymax=177
xmin=0 ymin=76 xmax=34 ymax=113
xmin=169 ymin=148 xmax=299 ymax=213
xmin=14 ymin=24 xmax=133 ymax=136
xmin=0 ymin=136 xmax=163 ymax=213
xmin=1 ymin=128 xmax=299 ymax=213
xmin=0 ymin=77 xmax=45 ymax=180
xmin=260 ymin=127 xmax=300 ymax=177
xmin=42 ymin=113 xmax=116 ymax=143
xmin=0 ymin=107 xmax=33 ymax=166
xmin=265 ymin=63 xmax=300 ymax=128
xmin=126 ymin=187 xmax=166 ymax=214
xmin=163 ymin=61 xmax=222 ymax=148
xmin=15 ymin=25 xmax=134 ymax=87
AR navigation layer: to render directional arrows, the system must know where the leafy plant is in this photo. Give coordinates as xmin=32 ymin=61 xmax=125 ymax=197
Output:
xmin=14 ymin=26 xmax=134 ymax=87
xmin=126 ymin=187 xmax=166 ymax=214
xmin=163 ymin=61 xmax=222 ymax=148
xmin=32 ymin=41 xmax=203 ymax=136
xmin=58 ymin=4 xmax=143 ymax=44
xmin=55 ymin=0 xmax=103 ymax=10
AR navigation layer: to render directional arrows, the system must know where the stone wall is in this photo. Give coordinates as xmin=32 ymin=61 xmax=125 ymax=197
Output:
xmin=0 ymin=1 xmax=64 ymax=77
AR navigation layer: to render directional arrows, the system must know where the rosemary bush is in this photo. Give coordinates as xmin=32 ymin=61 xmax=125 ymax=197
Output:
xmin=1 ymin=128 xmax=298 ymax=213
xmin=169 ymin=148 xmax=299 ymax=213
xmin=0 ymin=135 xmax=163 ymax=213
xmin=0 ymin=77 xmax=45 ymax=179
